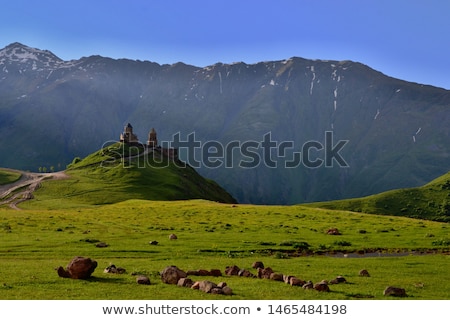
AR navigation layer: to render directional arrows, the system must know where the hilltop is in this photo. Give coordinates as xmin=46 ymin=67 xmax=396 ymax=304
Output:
xmin=306 ymin=171 xmax=450 ymax=222
xmin=1 ymin=142 xmax=236 ymax=209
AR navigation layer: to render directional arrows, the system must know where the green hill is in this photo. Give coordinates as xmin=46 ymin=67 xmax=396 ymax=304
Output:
xmin=20 ymin=143 xmax=236 ymax=209
xmin=307 ymin=171 xmax=450 ymax=222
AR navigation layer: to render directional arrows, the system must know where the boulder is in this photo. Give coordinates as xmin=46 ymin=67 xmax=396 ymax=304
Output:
xmin=136 ymin=276 xmax=151 ymax=285
xmin=359 ymin=269 xmax=370 ymax=277
xmin=197 ymin=269 xmax=211 ymax=276
xmin=199 ymin=280 xmax=217 ymax=293
xmin=238 ymin=269 xmax=254 ymax=277
xmin=257 ymin=267 xmax=274 ymax=279
xmin=225 ymin=265 xmax=240 ymax=276
xmin=302 ymin=281 xmax=314 ymax=289
xmin=289 ymin=277 xmax=306 ymax=286
xmin=326 ymin=228 xmax=341 ymax=235
xmin=177 ymin=278 xmax=194 ymax=288
xmin=161 ymin=266 xmax=187 ymax=284
xmin=210 ymin=269 xmax=222 ymax=277
xmin=384 ymin=286 xmax=407 ymax=297
xmin=270 ymin=273 xmax=284 ymax=281
xmin=252 ymin=261 xmax=265 ymax=269
xmin=104 ymin=264 xmax=126 ymax=274
xmin=222 ymin=286 xmax=233 ymax=295
xmin=57 ymin=256 xmax=97 ymax=280
xmin=330 ymin=276 xmax=346 ymax=284
xmin=314 ymin=282 xmax=330 ymax=292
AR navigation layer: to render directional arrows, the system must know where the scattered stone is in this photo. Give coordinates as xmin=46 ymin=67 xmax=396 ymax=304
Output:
xmin=136 ymin=276 xmax=151 ymax=285
xmin=177 ymin=278 xmax=194 ymax=288
xmin=186 ymin=270 xmax=200 ymax=276
xmin=222 ymin=286 xmax=233 ymax=295
xmin=270 ymin=273 xmax=284 ymax=281
xmin=359 ymin=269 xmax=370 ymax=277
xmin=238 ymin=269 xmax=254 ymax=277
xmin=104 ymin=264 xmax=126 ymax=274
xmin=56 ymin=256 xmax=97 ymax=280
xmin=289 ymin=277 xmax=306 ymax=286
xmin=217 ymin=282 xmax=227 ymax=288
xmin=252 ymin=261 xmax=264 ymax=269
xmin=225 ymin=265 xmax=240 ymax=276
xmin=160 ymin=266 xmax=187 ymax=284
xmin=197 ymin=269 xmax=210 ymax=276
xmin=95 ymin=242 xmax=108 ymax=248
xmin=149 ymin=240 xmax=158 ymax=245
xmin=330 ymin=276 xmax=346 ymax=284
xmin=199 ymin=280 xmax=216 ymax=293
xmin=169 ymin=234 xmax=177 ymax=240
xmin=211 ymin=287 xmax=223 ymax=294
xmin=314 ymin=282 xmax=330 ymax=292
xmin=283 ymin=275 xmax=294 ymax=284
xmin=327 ymin=228 xmax=341 ymax=235
xmin=302 ymin=281 xmax=314 ymax=289
xmin=257 ymin=267 xmax=274 ymax=279
xmin=210 ymin=269 xmax=222 ymax=277
xmin=383 ymin=286 xmax=407 ymax=297
xmin=191 ymin=281 xmax=200 ymax=290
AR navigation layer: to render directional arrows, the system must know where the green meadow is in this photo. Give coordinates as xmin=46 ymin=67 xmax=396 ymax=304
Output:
xmin=1 ymin=199 xmax=449 ymax=300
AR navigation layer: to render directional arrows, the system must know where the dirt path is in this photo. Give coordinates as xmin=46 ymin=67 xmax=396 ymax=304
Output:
xmin=0 ymin=170 xmax=69 ymax=210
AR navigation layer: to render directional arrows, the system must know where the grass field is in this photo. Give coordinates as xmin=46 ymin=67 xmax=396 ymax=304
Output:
xmin=1 ymin=200 xmax=449 ymax=300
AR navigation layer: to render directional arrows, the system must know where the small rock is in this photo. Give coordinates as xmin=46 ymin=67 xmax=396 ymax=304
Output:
xmin=199 ymin=280 xmax=216 ymax=293
xmin=210 ymin=269 xmax=222 ymax=277
xmin=270 ymin=273 xmax=284 ymax=281
xmin=149 ymin=241 xmax=158 ymax=245
xmin=136 ymin=276 xmax=150 ymax=285
xmin=95 ymin=242 xmax=108 ymax=248
xmin=384 ymin=286 xmax=407 ymax=297
xmin=327 ymin=228 xmax=341 ymax=235
xmin=359 ymin=269 xmax=370 ymax=277
xmin=177 ymin=278 xmax=194 ymax=288
xmin=257 ymin=267 xmax=274 ymax=279
xmin=169 ymin=234 xmax=177 ymax=240
xmin=225 ymin=265 xmax=240 ymax=276
xmin=222 ymin=286 xmax=233 ymax=295
xmin=314 ymin=282 xmax=330 ymax=292
xmin=217 ymin=282 xmax=227 ymax=288
xmin=252 ymin=261 xmax=264 ymax=269
xmin=238 ymin=269 xmax=254 ymax=277
xmin=290 ymin=277 xmax=306 ymax=286
xmin=302 ymin=281 xmax=313 ymax=289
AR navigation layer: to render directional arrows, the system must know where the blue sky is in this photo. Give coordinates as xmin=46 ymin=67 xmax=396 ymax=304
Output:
xmin=1 ymin=0 xmax=449 ymax=89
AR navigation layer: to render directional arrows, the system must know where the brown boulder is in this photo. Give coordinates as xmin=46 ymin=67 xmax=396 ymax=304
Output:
xmin=210 ymin=269 xmax=222 ymax=277
xmin=257 ymin=267 xmax=274 ymax=279
xmin=289 ymin=277 xmax=306 ymax=286
xmin=302 ymin=281 xmax=313 ymax=289
xmin=57 ymin=256 xmax=97 ymax=279
xmin=384 ymin=286 xmax=407 ymax=297
xmin=161 ymin=266 xmax=187 ymax=284
xmin=197 ymin=269 xmax=211 ymax=276
xmin=270 ymin=273 xmax=284 ymax=281
xmin=136 ymin=276 xmax=151 ymax=285
xmin=252 ymin=261 xmax=264 ymax=269
xmin=327 ymin=228 xmax=341 ymax=235
xmin=222 ymin=286 xmax=233 ymax=295
xmin=177 ymin=278 xmax=194 ymax=287
xmin=238 ymin=269 xmax=255 ymax=277
xmin=314 ymin=282 xmax=330 ymax=292
xmin=225 ymin=265 xmax=240 ymax=276
xmin=199 ymin=280 xmax=217 ymax=293
xmin=330 ymin=276 xmax=346 ymax=284
xmin=359 ymin=269 xmax=370 ymax=277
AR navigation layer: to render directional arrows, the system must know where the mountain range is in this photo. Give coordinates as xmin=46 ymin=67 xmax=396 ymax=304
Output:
xmin=0 ymin=42 xmax=449 ymax=204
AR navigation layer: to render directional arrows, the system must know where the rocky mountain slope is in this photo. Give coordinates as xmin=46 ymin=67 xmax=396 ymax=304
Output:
xmin=1 ymin=42 xmax=449 ymax=204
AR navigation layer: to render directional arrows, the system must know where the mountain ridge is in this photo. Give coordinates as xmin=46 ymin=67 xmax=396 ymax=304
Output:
xmin=0 ymin=42 xmax=449 ymax=205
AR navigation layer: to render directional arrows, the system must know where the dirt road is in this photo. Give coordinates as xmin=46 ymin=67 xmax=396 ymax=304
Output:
xmin=0 ymin=169 xmax=69 ymax=210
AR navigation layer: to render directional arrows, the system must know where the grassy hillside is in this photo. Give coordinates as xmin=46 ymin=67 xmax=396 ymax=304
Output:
xmin=1 ymin=200 xmax=449 ymax=299
xmin=20 ymin=143 xmax=236 ymax=209
xmin=0 ymin=169 xmax=21 ymax=185
xmin=307 ymin=171 xmax=450 ymax=222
